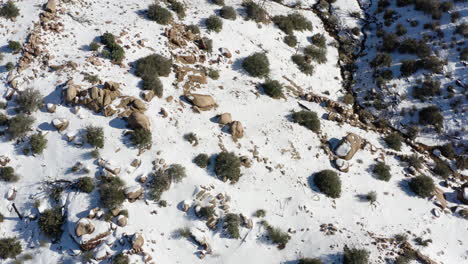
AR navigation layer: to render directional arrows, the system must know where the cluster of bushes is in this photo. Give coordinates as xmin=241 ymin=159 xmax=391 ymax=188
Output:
xmin=38 ymin=207 xmax=65 ymax=240
xmin=241 ymin=1 xmax=268 ymax=24
xmin=0 ymin=1 xmax=19 ymax=19
xmin=130 ymin=128 xmax=152 ymax=148
xmin=373 ymin=162 xmax=391 ymax=181
xmin=75 ymin=177 xmax=95 ymax=193
xmin=313 ymin=170 xmax=341 ymax=198
xmin=206 ymin=15 xmax=223 ymax=33
xmin=135 ymin=53 xmax=172 ymax=98
xmin=148 ymin=4 xmax=173 ymax=25
xmin=409 ymin=175 xmax=435 ymax=198
xmin=85 ymin=126 xmax=104 ymax=149
xmin=99 ymin=176 xmax=126 ymax=209
xmin=149 ymin=164 xmax=186 ymax=200
xmin=272 ymin=13 xmax=312 ymax=35
xmin=242 ymin=52 xmax=270 ymax=78
xmin=0 ymin=166 xmax=18 ymax=182
xmin=292 ymin=54 xmax=314 ymax=75
xmin=261 ymin=80 xmax=283 ymax=98
xmin=29 ymin=133 xmax=48 ymax=154
xmin=398 ymin=38 xmax=431 ymax=58
xmin=214 ymin=152 xmax=241 ymax=183
xmin=0 ymin=237 xmax=22 ymax=259
xmin=220 ymin=6 xmax=236 ymax=20
xmin=261 ymin=221 xmax=290 ymax=248
xmin=100 ymin=33 xmax=125 ymax=64
xmin=384 ymin=133 xmax=403 ymax=151
xmin=418 ymin=105 xmax=443 ymax=131
xmin=291 ymin=110 xmax=320 ymax=133
xmin=198 ymin=206 xmax=215 ymax=219
xmin=6 ymin=113 xmax=35 ymax=140
xmin=224 ymin=213 xmax=241 ymax=239
xmin=15 ymin=88 xmax=43 ymax=113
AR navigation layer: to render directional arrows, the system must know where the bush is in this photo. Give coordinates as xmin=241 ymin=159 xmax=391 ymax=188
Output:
xmin=311 ymin=33 xmax=326 ymax=48
xmin=407 ymin=155 xmax=423 ymax=169
xmin=440 ymin=143 xmax=455 ymax=159
xmin=168 ymin=0 xmax=185 ymax=18
xmin=100 ymin=33 xmax=115 ymax=46
xmin=421 ymin=56 xmax=444 ymax=74
xmin=313 ymin=170 xmax=341 ymax=198
xmin=370 ymin=53 xmax=392 ymax=68
xmin=215 ymin=152 xmax=241 ymax=183
xmin=419 ymin=106 xmax=443 ymax=130
xmin=208 ymin=68 xmax=220 ymax=80
xmin=395 ymin=24 xmax=407 ymax=36
xmin=384 ymin=133 xmax=402 ymax=151
xmin=193 ymin=153 xmax=209 ymax=168
xmin=0 ymin=166 xmax=18 ymax=182
xmin=99 ymin=176 xmax=126 ymax=209
xmin=456 ymin=156 xmax=467 ymax=170
xmin=366 ymin=191 xmax=378 ymax=203
xmin=130 ymin=128 xmax=152 ymax=148
xmin=89 ymin=41 xmax=100 ymax=51
xmin=255 ymin=209 xmax=266 ymax=217
xmin=142 ymin=75 xmax=163 ymax=97
xmin=99 ymin=33 xmax=124 ymax=63
xmin=8 ymin=41 xmax=21 ymax=53
xmin=455 ymin=22 xmax=468 ymax=38
xmin=220 ymin=6 xmax=236 ymax=20
xmin=148 ymin=171 xmax=171 ymax=200
xmin=29 ymin=133 xmax=47 ymax=154
xmin=242 ymin=1 xmax=268 ymax=23
xmin=433 ymin=161 xmax=450 ymax=178
xmin=0 ymin=237 xmax=22 ymax=259
xmin=263 ymin=222 xmax=290 ymax=248
xmin=112 ymin=253 xmax=129 ymax=264
xmin=343 ymin=94 xmax=355 ymax=105
xmin=0 ymin=1 xmax=19 ymax=19
xmin=242 ymin=52 xmax=270 ymax=78
xmin=135 ymin=54 xmax=172 ymax=78
xmin=39 ymin=207 xmax=65 ymax=239
xmin=414 ymin=0 xmax=441 ymax=19
xmin=343 ymin=247 xmax=370 ymax=264
xmin=148 ymin=4 xmax=173 ymax=25
xmin=166 ymin=164 xmax=186 ymax=183
xmin=76 ymin=177 xmax=95 ymax=193
xmin=413 ymin=79 xmax=441 ymax=100
xmin=5 ymin=62 xmax=14 ymax=71
xmin=292 ymin=55 xmax=314 ymax=75
xmin=15 ymin=88 xmax=43 ymax=113
xmin=6 ymin=114 xmax=35 ymax=140
xmin=409 ymin=175 xmax=435 ymax=198
xmin=224 ymin=213 xmax=241 ymax=239
xmin=398 ymin=39 xmax=431 ymax=58
xmin=373 ymin=162 xmax=391 ymax=181
xmin=186 ymin=24 xmax=200 ymax=34
xmin=304 ymin=45 xmax=327 ymax=64
xmin=272 ymin=13 xmax=312 ymax=35
xmin=400 ymin=59 xmax=420 ymax=77
xmin=0 ymin=113 xmax=7 ymax=126
xmin=211 ymin=0 xmax=225 ymax=5
xmin=461 ymin=47 xmax=468 ymax=61
xmin=284 ymin=34 xmax=297 ymax=47
xmin=85 ymin=126 xmax=104 ymax=149
xmin=261 ymin=80 xmax=283 ymax=98
xmin=298 ymin=258 xmax=323 ymax=264
xmin=199 ymin=206 xmax=215 ymax=218
xmin=381 ymin=33 xmax=399 ymax=52
xmin=291 ymin=110 xmax=320 ymax=132
xmin=206 ymin=15 xmax=223 ymax=33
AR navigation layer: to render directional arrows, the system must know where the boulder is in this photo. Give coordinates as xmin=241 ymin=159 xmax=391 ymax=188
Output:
xmin=230 ymin=121 xmax=244 ymax=139
xmin=52 ymin=118 xmax=69 ymax=132
xmin=104 ymin=81 xmax=120 ymax=91
xmin=132 ymin=233 xmax=144 ymax=250
xmin=335 ymin=133 xmax=362 ymax=160
xmin=116 ymin=215 xmax=127 ymax=227
xmin=142 ymin=90 xmax=155 ymax=102
xmin=65 ymin=84 xmax=78 ymax=103
xmin=75 ymin=218 xmax=95 ymax=237
xmin=125 ymin=185 xmax=143 ymax=201
xmin=220 ymin=48 xmax=232 ymax=58
xmin=218 ymin=113 xmax=232 ymax=125
xmin=335 ymin=158 xmax=350 ymax=172
xmin=46 ymin=103 xmax=56 ymax=113
xmin=187 ymin=94 xmax=217 ymax=111
xmin=127 ymin=112 xmax=151 ymax=131
xmin=45 ymin=0 xmax=56 ymax=13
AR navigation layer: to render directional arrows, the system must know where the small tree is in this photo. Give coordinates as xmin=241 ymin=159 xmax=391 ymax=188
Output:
xmin=6 ymin=114 xmax=35 ymax=140
xmin=130 ymin=128 xmax=152 ymax=148
xmin=166 ymin=164 xmax=186 ymax=183
xmin=5 ymin=62 xmax=15 ymax=71
xmin=206 ymin=15 xmax=223 ymax=33
xmin=224 ymin=213 xmax=241 ymax=239
xmin=409 ymin=175 xmax=435 ymax=198
xmin=99 ymin=176 xmax=126 ymax=209
xmin=313 ymin=170 xmax=341 ymax=198
xmin=168 ymin=0 xmax=185 ymax=18
xmin=0 ymin=166 xmax=18 ymax=182
xmin=215 ymin=152 xmax=241 ymax=183
xmin=384 ymin=133 xmax=402 ymax=151
xmin=8 ymin=41 xmax=21 ymax=53
xmin=262 ymin=222 xmax=290 ymax=248
xmin=370 ymin=53 xmax=392 ymax=68
xmin=15 ymin=88 xmax=43 ymax=113
xmin=343 ymin=247 xmax=370 ymax=264
xmin=85 ymin=126 xmax=104 ymax=149
xmin=186 ymin=24 xmax=200 ymax=34
xmin=39 ymin=207 xmax=65 ymax=240
xmin=29 ymin=133 xmax=48 ymax=154
xmin=0 ymin=237 xmax=22 ymax=259
xmin=373 ymin=162 xmax=391 ymax=181
xmin=135 ymin=54 xmax=172 ymax=78
xmin=198 ymin=206 xmax=215 ymax=219
xmin=193 ymin=153 xmax=210 ymax=168
xmin=242 ymin=52 xmax=270 ymax=78
xmin=291 ymin=110 xmax=320 ymax=133
xmin=272 ymin=13 xmax=312 ymax=35
xmin=0 ymin=1 xmax=20 ymax=19
xmin=220 ymin=6 xmax=236 ymax=20
xmin=242 ymin=1 xmax=268 ymax=23
xmin=76 ymin=177 xmax=95 ymax=193
xmin=261 ymin=80 xmax=283 ymax=98
xmin=147 ymin=4 xmax=173 ymax=25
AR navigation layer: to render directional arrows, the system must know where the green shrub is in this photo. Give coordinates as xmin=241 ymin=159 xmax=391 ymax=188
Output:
xmin=400 ymin=59 xmax=420 ymax=77
xmin=311 ymin=33 xmax=326 ymax=48
xmin=298 ymin=258 xmax=323 ymax=264
xmin=29 ymin=133 xmax=47 ymax=154
xmin=8 ymin=41 xmax=21 ymax=53
xmin=175 ymin=227 xmax=192 ymax=238
xmin=419 ymin=106 xmax=443 ymax=131
xmin=262 ymin=222 xmax=290 ymax=248
xmin=50 ymin=186 xmax=63 ymax=202
xmin=224 ymin=213 xmax=241 ymax=239
xmin=370 ymin=53 xmax=392 ymax=68
xmin=381 ymin=33 xmax=399 ymax=52
xmin=272 ymin=13 xmax=312 ymax=35
xmin=395 ymin=24 xmax=407 ymax=36
xmin=313 ymin=170 xmax=341 ymax=198
xmin=142 ymin=75 xmax=164 ymax=97
xmin=148 ymin=171 xmax=171 ymax=200
xmin=0 ymin=237 xmax=22 ymax=259
xmin=242 ymin=52 xmax=270 ymax=78
xmin=135 ymin=54 xmax=172 ymax=78
xmin=76 ymin=177 xmax=95 ymax=193
xmin=242 ymin=1 xmax=268 ymax=23
xmin=168 ymin=0 xmax=185 ymax=18
xmin=292 ymin=55 xmax=314 ymax=75
xmin=101 ymin=33 xmax=115 ymax=46
xmin=384 ymin=133 xmax=402 ymax=151
xmin=166 ymin=164 xmax=186 ymax=183
xmin=193 ymin=153 xmax=209 ymax=168
xmin=0 ymin=1 xmax=19 ymax=19
xmin=83 ymin=73 xmax=100 ymax=84
xmin=414 ymin=0 xmax=441 ymax=19
xmin=398 ymin=39 xmax=431 ymax=58
xmin=89 ymin=41 xmax=100 ymax=51
xmin=304 ymin=45 xmax=327 ymax=64
xmin=99 ymin=176 xmax=126 ymax=209
xmin=215 ymin=152 xmax=241 ymax=183
xmin=409 ymin=175 xmax=435 ymax=198
xmin=85 ymin=126 xmax=104 ymax=149
xmin=0 ymin=166 xmax=18 ymax=182
xmin=433 ymin=161 xmax=450 ymax=178
xmin=15 ymin=88 xmax=43 ymax=113
xmin=220 ymin=6 xmax=236 ymax=20
xmin=440 ymin=143 xmax=455 ymax=159
xmin=211 ymin=0 xmax=225 ymax=5
xmin=291 ymin=110 xmax=320 ymax=132
xmin=112 ymin=253 xmax=129 ymax=264
xmin=6 ymin=114 xmax=35 ymax=140
xmin=255 ymin=209 xmax=266 ymax=218
xmin=199 ymin=206 xmax=215 ymax=218
xmin=207 ymin=68 xmax=220 ymax=80
xmin=99 ymin=33 xmax=124 ymax=63
xmin=413 ymin=79 xmax=441 ymax=99
xmin=186 ymin=24 xmax=200 ymax=34
xmin=421 ymin=56 xmax=444 ymax=74
xmin=365 ymin=191 xmax=378 ymax=203
xmin=407 ymin=155 xmax=423 ymax=169
xmin=343 ymin=94 xmax=355 ymax=105
xmin=206 ymin=15 xmax=223 ymax=33
xmin=455 ymin=22 xmax=468 ymax=38
xmin=261 ymin=80 xmax=283 ymax=98
xmin=90 ymin=149 xmax=100 ymax=159
xmin=131 ymin=128 xmax=152 ymax=148
xmin=0 ymin=113 xmax=7 ymax=126
xmin=284 ymin=34 xmax=297 ymax=47
xmin=5 ymin=62 xmax=14 ymax=71
xmin=39 ymin=207 xmax=65 ymax=239
xmin=148 ymin=4 xmax=173 ymax=25
xmin=343 ymin=247 xmax=370 ymax=264
xmin=373 ymin=162 xmax=391 ymax=181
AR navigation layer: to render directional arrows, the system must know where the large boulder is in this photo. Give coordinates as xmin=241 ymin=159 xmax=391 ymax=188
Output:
xmin=187 ymin=94 xmax=217 ymax=111
xmin=132 ymin=233 xmax=144 ymax=250
xmin=125 ymin=185 xmax=143 ymax=201
xmin=334 ymin=133 xmax=362 ymax=160
xmin=75 ymin=218 xmax=95 ymax=237
xmin=127 ymin=112 xmax=151 ymax=131
xmin=65 ymin=83 xmax=79 ymax=103
xmin=230 ymin=121 xmax=244 ymax=139
xmin=52 ymin=118 xmax=69 ymax=132
xmin=45 ymin=0 xmax=56 ymax=13
xmin=218 ymin=113 xmax=232 ymax=125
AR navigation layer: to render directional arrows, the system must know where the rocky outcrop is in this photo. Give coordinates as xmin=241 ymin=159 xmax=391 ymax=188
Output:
xmin=334 ymin=133 xmax=362 ymax=160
